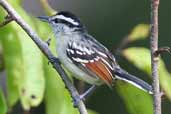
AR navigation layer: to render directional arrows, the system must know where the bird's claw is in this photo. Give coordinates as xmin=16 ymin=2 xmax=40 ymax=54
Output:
xmin=73 ymin=95 xmax=85 ymax=107
xmin=48 ymin=57 xmax=61 ymax=65
xmin=45 ymin=38 xmax=51 ymax=46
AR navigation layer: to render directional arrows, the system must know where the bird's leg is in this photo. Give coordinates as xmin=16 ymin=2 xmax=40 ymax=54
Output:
xmin=80 ymin=85 xmax=97 ymax=100
xmin=49 ymin=57 xmax=61 ymax=65
xmin=73 ymin=85 xmax=97 ymax=107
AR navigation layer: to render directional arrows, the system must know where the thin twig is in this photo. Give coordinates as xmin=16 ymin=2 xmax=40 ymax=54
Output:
xmin=0 ymin=0 xmax=88 ymax=114
xmin=150 ymin=0 xmax=161 ymax=114
xmin=155 ymin=47 xmax=171 ymax=56
xmin=0 ymin=14 xmax=13 ymax=27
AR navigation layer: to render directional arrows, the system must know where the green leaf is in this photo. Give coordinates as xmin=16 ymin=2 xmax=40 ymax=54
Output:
xmin=16 ymin=23 xmax=44 ymax=110
xmin=0 ymin=88 xmax=7 ymax=114
xmin=0 ymin=7 xmax=21 ymax=107
xmin=123 ymin=47 xmax=171 ymax=100
xmin=116 ymin=81 xmax=153 ymax=114
xmin=88 ymin=109 xmax=98 ymax=114
xmin=123 ymin=47 xmax=151 ymax=74
xmin=128 ymin=24 xmax=150 ymax=42
xmin=0 ymin=1 xmax=45 ymax=110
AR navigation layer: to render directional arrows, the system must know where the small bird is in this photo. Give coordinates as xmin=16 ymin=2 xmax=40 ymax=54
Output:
xmin=38 ymin=11 xmax=153 ymax=97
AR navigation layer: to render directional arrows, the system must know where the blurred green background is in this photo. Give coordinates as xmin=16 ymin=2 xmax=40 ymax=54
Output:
xmin=0 ymin=0 xmax=171 ymax=114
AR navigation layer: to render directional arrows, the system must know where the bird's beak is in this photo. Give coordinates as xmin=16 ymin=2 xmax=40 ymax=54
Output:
xmin=37 ymin=16 xmax=50 ymax=22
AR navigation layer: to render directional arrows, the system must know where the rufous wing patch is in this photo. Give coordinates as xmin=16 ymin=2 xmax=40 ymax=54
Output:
xmin=85 ymin=60 xmax=113 ymax=86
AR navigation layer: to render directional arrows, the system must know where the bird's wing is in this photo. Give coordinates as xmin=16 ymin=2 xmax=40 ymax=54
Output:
xmin=66 ymin=35 xmax=115 ymax=86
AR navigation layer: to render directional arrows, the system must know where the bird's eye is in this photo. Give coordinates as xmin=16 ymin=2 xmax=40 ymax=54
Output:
xmin=52 ymin=18 xmax=59 ymax=23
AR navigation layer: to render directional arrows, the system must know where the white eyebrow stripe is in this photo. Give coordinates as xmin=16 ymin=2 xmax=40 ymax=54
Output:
xmin=56 ymin=15 xmax=79 ymax=26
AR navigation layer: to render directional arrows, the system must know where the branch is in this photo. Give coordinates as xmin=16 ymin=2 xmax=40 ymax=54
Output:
xmin=150 ymin=0 xmax=161 ymax=114
xmin=0 ymin=0 xmax=88 ymax=114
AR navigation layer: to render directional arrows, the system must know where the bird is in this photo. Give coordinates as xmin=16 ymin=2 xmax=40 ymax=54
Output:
xmin=37 ymin=11 xmax=153 ymax=98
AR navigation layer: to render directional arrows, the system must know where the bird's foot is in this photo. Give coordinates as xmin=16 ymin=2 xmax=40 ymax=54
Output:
xmin=48 ymin=57 xmax=61 ymax=65
xmin=45 ymin=38 xmax=51 ymax=46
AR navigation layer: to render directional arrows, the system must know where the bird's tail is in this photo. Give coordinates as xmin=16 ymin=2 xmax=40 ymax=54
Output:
xmin=114 ymin=67 xmax=153 ymax=94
